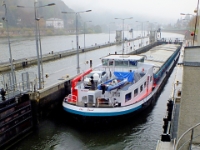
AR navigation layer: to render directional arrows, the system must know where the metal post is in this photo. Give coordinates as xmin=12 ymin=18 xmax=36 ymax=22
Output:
xmin=3 ymin=1 xmax=15 ymax=87
xmin=84 ymin=22 xmax=86 ymax=51
xmin=141 ymin=22 xmax=143 ymax=47
xmin=84 ymin=21 xmax=91 ymax=51
xmin=109 ymin=25 xmax=110 ymax=43
xmin=62 ymin=10 xmax=91 ymax=74
xmin=17 ymin=1 xmax=55 ymax=90
xmin=34 ymin=0 xmax=42 ymax=89
xmin=115 ymin=18 xmax=132 ymax=54
xmin=189 ymin=129 xmax=194 ymax=150
xmin=108 ymin=22 xmax=114 ymax=44
xmin=76 ymin=13 xmax=80 ymax=74
xmin=122 ymin=19 xmax=124 ymax=55
xmin=193 ymin=0 xmax=199 ymax=46
xmin=37 ymin=20 xmax=44 ymax=88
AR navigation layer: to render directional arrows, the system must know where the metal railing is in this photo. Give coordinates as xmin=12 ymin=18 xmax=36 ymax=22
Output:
xmin=174 ymin=122 xmax=200 ymax=150
xmin=1 ymin=80 xmax=36 ymax=101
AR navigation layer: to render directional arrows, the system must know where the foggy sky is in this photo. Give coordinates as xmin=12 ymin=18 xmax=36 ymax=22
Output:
xmin=61 ymin=0 xmax=197 ymax=25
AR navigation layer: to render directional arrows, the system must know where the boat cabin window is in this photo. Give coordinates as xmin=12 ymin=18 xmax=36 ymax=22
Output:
xmin=138 ymin=58 xmax=144 ymax=62
xmin=102 ymin=71 xmax=106 ymax=76
xmin=140 ymin=85 xmax=143 ymax=92
xmin=129 ymin=60 xmax=138 ymax=67
xmin=102 ymin=59 xmax=108 ymax=66
xmin=109 ymin=60 xmax=114 ymax=66
xmin=144 ymin=81 xmax=147 ymax=88
xmin=150 ymin=76 xmax=152 ymax=82
xmin=134 ymin=88 xmax=138 ymax=97
xmin=115 ymin=60 xmax=128 ymax=67
xmin=125 ymin=93 xmax=132 ymax=102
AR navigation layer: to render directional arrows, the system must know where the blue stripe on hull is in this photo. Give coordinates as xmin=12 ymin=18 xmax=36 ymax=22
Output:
xmin=63 ymin=105 xmax=142 ymax=117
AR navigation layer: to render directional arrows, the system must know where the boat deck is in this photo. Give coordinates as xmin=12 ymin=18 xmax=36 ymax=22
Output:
xmin=156 ymin=43 xmax=184 ymax=150
xmin=140 ymin=44 xmax=180 ymax=73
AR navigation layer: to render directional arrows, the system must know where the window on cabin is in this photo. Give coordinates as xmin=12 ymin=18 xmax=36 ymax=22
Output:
xmin=115 ymin=60 xmax=128 ymax=66
xmin=102 ymin=71 xmax=106 ymax=76
xmin=102 ymin=59 xmax=108 ymax=66
xmin=140 ymin=85 xmax=143 ymax=92
xmin=138 ymin=58 xmax=144 ymax=62
xmin=144 ymin=81 xmax=147 ymax=88
xmin=123 ymin=61 xmax=128 ymax=66
xmin=134 ymin=88 xmax=138 ymax=97
xmin=109 ymin=60 xmax=114 ymax=66
xmin=129 ymin=60 xmax=137 ymax=66
xmin=125 ymin=93 xmax=132 ymax=102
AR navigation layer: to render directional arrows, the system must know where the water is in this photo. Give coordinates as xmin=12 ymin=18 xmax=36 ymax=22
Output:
xmin=0 ymin=31 xmax=183 ymax=62
xmin=13 ymin=67 xmax=177 ymax=150
xmin=1 ymin=32 xmax=183 ymax=150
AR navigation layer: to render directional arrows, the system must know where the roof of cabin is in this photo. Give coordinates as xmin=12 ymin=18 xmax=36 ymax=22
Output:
xmin=102 ymin=55 xmax=144 ymax=60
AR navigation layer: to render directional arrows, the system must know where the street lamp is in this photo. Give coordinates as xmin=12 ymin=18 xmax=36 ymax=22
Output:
xmin=17 ymin=0 xmax=55 ymax=89
xmin=180 ymin=13 xmax=194 ymax=16
xmin=115 ymin=17 xmax=133 ymax=55
xmin=180 ymin=12 xmax=196 ymax=46
xmin=2 ymin=1 xmax=16 ymax=88
xmin=62 ymin=10 xmax=92 ymax=74
xmin=108 ymin=22 xmax=115 ymax=44
xmin=84 ymin=21 xmax=92 ymax=51
xmin=136 ymin=21 xmax=149 ymax=47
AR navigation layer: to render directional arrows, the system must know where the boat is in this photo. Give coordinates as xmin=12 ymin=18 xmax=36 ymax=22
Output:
xmin=62 ymin=45 xmax=181 ymax=122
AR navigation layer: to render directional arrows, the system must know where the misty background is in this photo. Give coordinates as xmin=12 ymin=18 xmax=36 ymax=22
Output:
xmin=0 ymin=0 xmax=198 ymax=35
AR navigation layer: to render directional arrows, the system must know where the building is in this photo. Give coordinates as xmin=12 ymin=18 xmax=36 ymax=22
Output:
xmin=46 ymin=18 xmax=64 ymax=29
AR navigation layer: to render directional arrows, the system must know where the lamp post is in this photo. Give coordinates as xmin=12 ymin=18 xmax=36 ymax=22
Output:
xmin=108 ymin=22 xmax=115 ymax=44
xmin=37 ymin=19 xmax=44 ymax=88
xmin=62 ymin=10 xmax=92 ymax=74
xmin=17 ymin=0 xmax=55 ymax=89
xmin=136 ymin=21 xmax=149 ymax=47
xmin=84 ymin=21 xmax=92 ymax=51
xmin=180 ymin=12 xmax=196 ymax=46
xmin=2 ymin=1 xmax=16 ymax=87
xmin=115 ymin=17 xmax=133 ymax=55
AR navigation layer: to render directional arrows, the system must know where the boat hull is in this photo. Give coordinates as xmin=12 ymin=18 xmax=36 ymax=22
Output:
xmin=63 ymin=95 xmax=156 ymax=125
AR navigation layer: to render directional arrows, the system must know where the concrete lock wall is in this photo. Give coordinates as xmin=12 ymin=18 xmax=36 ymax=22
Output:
xmin=177 ymin=66 xmax=200 ymax=149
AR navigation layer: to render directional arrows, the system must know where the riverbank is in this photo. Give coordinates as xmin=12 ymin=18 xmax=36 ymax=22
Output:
xmin=0 ymin=27 xmax=101 ymax=38
xmin=0 ymin=36 xmax=146 ymax=73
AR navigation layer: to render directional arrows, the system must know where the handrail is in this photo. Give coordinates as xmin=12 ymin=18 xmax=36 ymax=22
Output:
xmin=174 ymin=122 xmax=200 ymax=150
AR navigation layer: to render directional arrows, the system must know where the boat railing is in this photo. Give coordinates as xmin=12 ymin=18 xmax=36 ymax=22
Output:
xmin=1 ymin=81 xmax=36 ymax=101
xmin=64 ymin=94 xmax=77 ymax=105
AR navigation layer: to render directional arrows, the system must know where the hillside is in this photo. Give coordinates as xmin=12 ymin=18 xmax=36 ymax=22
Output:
xmin=0 ymin=0 xmax=75 ymax=28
